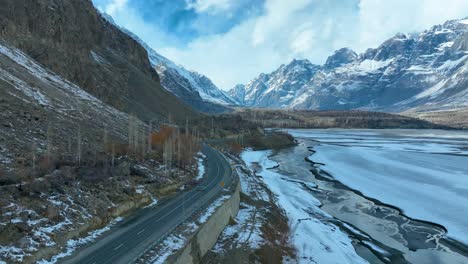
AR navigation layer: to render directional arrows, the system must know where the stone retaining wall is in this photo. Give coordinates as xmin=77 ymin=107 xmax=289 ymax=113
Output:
xmin=169 ymin=181 xmax=241 ymax=264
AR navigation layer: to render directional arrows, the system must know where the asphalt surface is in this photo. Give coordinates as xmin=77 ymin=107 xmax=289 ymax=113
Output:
xmin=60 ymin=145 xmax=233 ymax=264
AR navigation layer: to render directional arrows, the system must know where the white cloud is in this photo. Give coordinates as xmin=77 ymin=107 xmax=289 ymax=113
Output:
xmin=357 ymin=0 xmax=468 ymax=49
xmin=104 ymin=0 xmax=128 ymax=16
xmin=185 ymin=0 xmax=231 ymax=14
xmin=105 ymin=0 xmax=468 ymax=90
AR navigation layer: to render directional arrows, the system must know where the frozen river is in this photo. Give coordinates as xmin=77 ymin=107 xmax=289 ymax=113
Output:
xmin=288 ymin=129 xmax=468 ymax=246
xmin=273 ymin=129 xmax=468 ymax=263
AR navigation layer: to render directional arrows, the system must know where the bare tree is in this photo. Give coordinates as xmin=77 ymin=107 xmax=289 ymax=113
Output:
xmin=147 ymin=121 xmax=153 ymax=153
xmin=111 ymin=143 xmax=115 ymax=168
xmin=46 ymin=123 xmax=53 ymax=163
xmin=128 ymin=114 xmax=135 ymax=156
xmin=211 ymin=117 xmax=214 ymax=138
xmin=103 ymin=126 xmax=108 ymax=151
xmin=163 ymin=135 xmax=173 ymax=175
xmin=77 ymin=125 xmax=82 ymax=166
xmin=31 ymin=142 xmax=36 ymax=175
xmin=177 ymin=128 xmax=181 ymax=166
xmin=134 ymin=121 xmax=139 ymax=156
xmin=140 ymin=128 xmax=146 ymax=161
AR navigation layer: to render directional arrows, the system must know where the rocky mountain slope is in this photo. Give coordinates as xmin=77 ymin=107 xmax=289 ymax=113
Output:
xmin=230 ymin=18 xmax=468 ymax=112
xmin=0 ymin=37 xmax=177 ymax=264
xmin=101 ymin=14 xmax=236 ymax=113
xmin=0 ymin=0 xmax=195 ymax=122
xmin=0 ymin=1 xmax=205 ymax=262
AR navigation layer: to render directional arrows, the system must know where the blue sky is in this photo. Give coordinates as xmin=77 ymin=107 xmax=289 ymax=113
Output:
xmin=93 ymin=0 xmax=468 ymax=90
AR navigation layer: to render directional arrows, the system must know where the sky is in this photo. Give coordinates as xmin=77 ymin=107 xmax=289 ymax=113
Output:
xmin=92 ymin=0 xmax=468 ymax=90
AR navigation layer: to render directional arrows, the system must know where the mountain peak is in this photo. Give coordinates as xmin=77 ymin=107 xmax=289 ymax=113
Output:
xmin=286 ymin=58 xmax=314 ymax=68
xmin=228 ymin=84 xmax=246 ymax=105
xmin=234 ymin=17 xmax=468 ymax=111
xmin=324 ymin=47 xmax=358 ymax=69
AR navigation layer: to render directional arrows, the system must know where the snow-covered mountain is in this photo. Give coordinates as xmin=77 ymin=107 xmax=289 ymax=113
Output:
xmin=230 ymin=18 xmax=468 ymax=112
xmin=101 ymin=13 xmax=236 ymax=113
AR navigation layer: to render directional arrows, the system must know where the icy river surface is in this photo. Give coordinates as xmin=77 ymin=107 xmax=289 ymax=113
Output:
xmin=272 ymin=129 xmax=468 ymax=263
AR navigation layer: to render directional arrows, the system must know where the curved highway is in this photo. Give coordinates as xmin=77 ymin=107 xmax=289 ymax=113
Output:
xmin=60 ymin=145 xmax=232 ymax=264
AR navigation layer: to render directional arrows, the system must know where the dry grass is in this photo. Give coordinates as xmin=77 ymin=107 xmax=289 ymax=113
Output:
xmin=256 ymin=205 xmax=296 ymax=263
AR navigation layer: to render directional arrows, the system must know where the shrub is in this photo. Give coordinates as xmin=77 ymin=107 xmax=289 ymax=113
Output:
xmin=0 ymin=169 xmax=20 ymax=186
xmin=229 ymin=142 xmax=243 ymax=156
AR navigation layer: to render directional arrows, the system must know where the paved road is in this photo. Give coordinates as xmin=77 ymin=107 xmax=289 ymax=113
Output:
xmin=60 ymin=145 xmax=233 ymax=264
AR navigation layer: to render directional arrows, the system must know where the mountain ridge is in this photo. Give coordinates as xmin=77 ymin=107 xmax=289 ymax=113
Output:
xmin=230 ymin=17 xmax=468 ymax=113
xmin=0 ymin=0 xmax=196 ymax=122
xmin=100 ymin=13 xmax=236 ymax=113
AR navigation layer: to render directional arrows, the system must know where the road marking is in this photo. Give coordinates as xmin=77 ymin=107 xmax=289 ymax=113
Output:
xmin=154 ymin=192 xmax=203 ymax=222
xmin=114 ymin=243 xmax=124 ymax=251
xmin=137 ymin=229 xmax=145 ymax=235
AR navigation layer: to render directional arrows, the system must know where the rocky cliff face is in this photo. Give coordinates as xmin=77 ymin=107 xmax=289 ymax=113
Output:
xmin=231 ymin=18 xmax=468 ymax=112
xmin=230 ymin=59 xmax=321 ymax=108
xmin=0 ymin=0 xmax=195 ymax=121
xmin=324 ymin=48 xmax=358 ymax=69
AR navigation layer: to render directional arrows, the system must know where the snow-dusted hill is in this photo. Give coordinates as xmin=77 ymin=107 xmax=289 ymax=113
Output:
xmin=230 ymin=18 xmax=468 ymax=112
xmin=101 ymin=13 xmax=236 ymax=113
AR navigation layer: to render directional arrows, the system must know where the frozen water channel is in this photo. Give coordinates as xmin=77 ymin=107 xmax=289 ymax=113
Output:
xmin=260 ymin=129 xmax=468 ymax=264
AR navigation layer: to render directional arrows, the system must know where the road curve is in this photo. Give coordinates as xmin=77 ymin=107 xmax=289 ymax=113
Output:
xmin=60 ymin=145 xmax=232 ymax=264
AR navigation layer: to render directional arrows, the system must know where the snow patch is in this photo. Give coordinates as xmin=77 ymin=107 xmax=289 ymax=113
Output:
xmin=195 ymin=152 xmax=206 ymax=181
xmin=198 ymin=195 xmax=230 ymax=223
xmin=150 ymin=235 xmax=186 ymax=264
xmin=213 ymin=203 xmax=264 ymax=250
xmin=37 ymin=217 xmax=124 ymax=264
xmin=90 ymin=51 xmax=109 ymax=65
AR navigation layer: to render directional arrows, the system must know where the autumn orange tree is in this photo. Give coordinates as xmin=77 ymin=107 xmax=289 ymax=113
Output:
xmin=149 ymin=125 xmax=201 ymax=170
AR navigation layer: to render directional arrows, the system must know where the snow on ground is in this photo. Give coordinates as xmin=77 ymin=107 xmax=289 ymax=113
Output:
xmin=236 ymin=166 xmax=269 ymax=201
xmin=241 ymin=150 xmax=367 ymax=264
xmin=213 ymin=202 xmax=264 ymax=251
xmin=195 ymin=152 xmax=206 ymax=181
xmin=0 ymin=43 xmax=97 ymax=102
xmin=0 ymin=194 xmax=96 ymax=262
xmin=0 ymin=246 xmax=26 ymax=263
xmin=210 ymin=161 xmax=270 ymax=254
xmin=197 ymin=195 xmax=230 ymax=223
xmin=150 ymin=235 xmax=186 ymax=264
xmin=37 ymin=217 xmax=124 ymax=264
xmin=290 ymin=129 xmax=468 ymax=245
xmin=144 ymin=195 xmax=159 ymax=208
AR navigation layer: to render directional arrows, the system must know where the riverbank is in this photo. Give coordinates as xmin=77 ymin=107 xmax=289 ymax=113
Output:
xmin=238 ymin=149 xmax=367 ymax=264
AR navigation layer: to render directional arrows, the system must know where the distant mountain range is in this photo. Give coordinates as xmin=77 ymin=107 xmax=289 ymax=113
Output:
xmin=101 ymin=13 xmax=236 ymax=113
xmin=97 ymin=14 xmax=468 ymax=116
xmin=229 ymin=18 xmax=468 ymax=112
